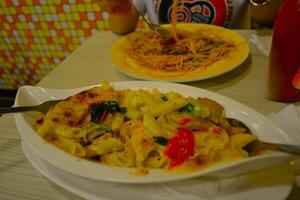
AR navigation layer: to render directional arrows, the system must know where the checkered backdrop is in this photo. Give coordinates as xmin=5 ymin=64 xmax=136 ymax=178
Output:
xmin=0 ymin=0 xmax=143 ymax=89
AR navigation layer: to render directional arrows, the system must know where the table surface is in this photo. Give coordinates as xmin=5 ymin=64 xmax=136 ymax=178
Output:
xmin=1 ymin=29 xmax=300 ymax=200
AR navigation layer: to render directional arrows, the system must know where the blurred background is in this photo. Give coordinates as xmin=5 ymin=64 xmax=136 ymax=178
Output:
xmin=0 ymin=0 xmax=284 ymax=106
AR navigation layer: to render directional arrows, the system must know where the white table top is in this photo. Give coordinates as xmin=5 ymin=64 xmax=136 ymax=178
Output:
xmin=1 ymin=29 xmax=300 ymax=200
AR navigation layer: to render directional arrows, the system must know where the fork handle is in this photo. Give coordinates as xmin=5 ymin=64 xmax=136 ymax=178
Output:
xmin=139 ymin=13 xmax=154 ymax=28
xmin=128 ymin=0 xmax=155 ymax=30
xmin=0 ymin=106 xmax=37 ymax=115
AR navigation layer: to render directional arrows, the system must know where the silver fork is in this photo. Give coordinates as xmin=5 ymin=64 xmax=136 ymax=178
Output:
xmin=138 ymin=12 xmax=171 ymax=38
xmin=129 ymin=1 xmax=171 ymax=38
xmin=0 ymin=99 xmax=62 ymax=116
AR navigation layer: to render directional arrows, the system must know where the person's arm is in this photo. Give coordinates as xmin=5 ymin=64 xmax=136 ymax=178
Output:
xmin=99 ymin=0 xmax=140 ymax=34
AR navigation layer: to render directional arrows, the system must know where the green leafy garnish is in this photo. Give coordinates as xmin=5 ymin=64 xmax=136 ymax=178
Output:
xmin=89 ymin=101 xmax=127 ymax=122
xmin=160 ymin=95 xmax=168 ymax=101
xmin=154 ymin=136 xmax=169 ymax=146
xmin=179 ymin=103 xmax=194 ymax=113
xmin=179 ymin=103 xmax=209 ymax=118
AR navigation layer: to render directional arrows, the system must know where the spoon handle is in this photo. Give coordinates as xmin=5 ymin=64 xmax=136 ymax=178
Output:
xmin=0 ymin=106 xmax=36 ymax=115
xmin=279 ymin=144 xmax=300 ymax=155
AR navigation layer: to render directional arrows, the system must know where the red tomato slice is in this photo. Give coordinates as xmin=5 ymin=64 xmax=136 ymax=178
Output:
xmin=164 ymin=128 xmax=195 ymax=169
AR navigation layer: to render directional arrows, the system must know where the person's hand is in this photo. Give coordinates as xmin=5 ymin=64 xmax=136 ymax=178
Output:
xmin=99 ymin=0 xmax=139 ymax=34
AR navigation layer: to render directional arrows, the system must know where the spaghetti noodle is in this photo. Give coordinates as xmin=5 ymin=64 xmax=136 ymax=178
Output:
xmin=171 ymin=0 xmax=179 ymax=40
xmin=126 ymin=29 xmax=236 ymax=72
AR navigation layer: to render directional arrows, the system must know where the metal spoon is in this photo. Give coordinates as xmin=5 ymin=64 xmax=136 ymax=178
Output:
xmin=0 ymin=99 xmax=62 ymax=116
xmin=226 ymin=117 xmax=300 ymax=155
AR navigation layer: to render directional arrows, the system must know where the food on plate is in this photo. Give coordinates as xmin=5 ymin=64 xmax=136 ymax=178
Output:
xmin=34 ymin=82 xmax=269 ymax=175
xmin=112 ymin=24 xmax=237 ymax=72
xmin=122 ymin=1 xmax=235 ymax=73
xmin=111 ymin=23 xmax=249 ymax=81
xmin=126 ymin=29 xmax=236 ymax=72
xmin=111 ymin=0 xmax=249 ymax=81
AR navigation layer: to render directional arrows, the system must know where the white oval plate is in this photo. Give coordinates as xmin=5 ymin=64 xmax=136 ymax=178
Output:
xmin=22 ymin=141 xmax=294 ymax=200
xmin=14 ymin=81 xmax=297 ymax=184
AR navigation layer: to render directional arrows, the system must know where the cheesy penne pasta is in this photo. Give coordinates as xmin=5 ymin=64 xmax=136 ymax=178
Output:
xmin=35 ymin=82 xmax=270 ymax=175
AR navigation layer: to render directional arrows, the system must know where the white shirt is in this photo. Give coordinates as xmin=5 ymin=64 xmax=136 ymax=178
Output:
xmin=132 ymin=0 xmax=248 ymax=28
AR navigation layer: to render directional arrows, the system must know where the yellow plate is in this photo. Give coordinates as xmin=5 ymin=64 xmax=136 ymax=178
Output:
xmin=110 ymin=23 xmax=249 ymax=82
